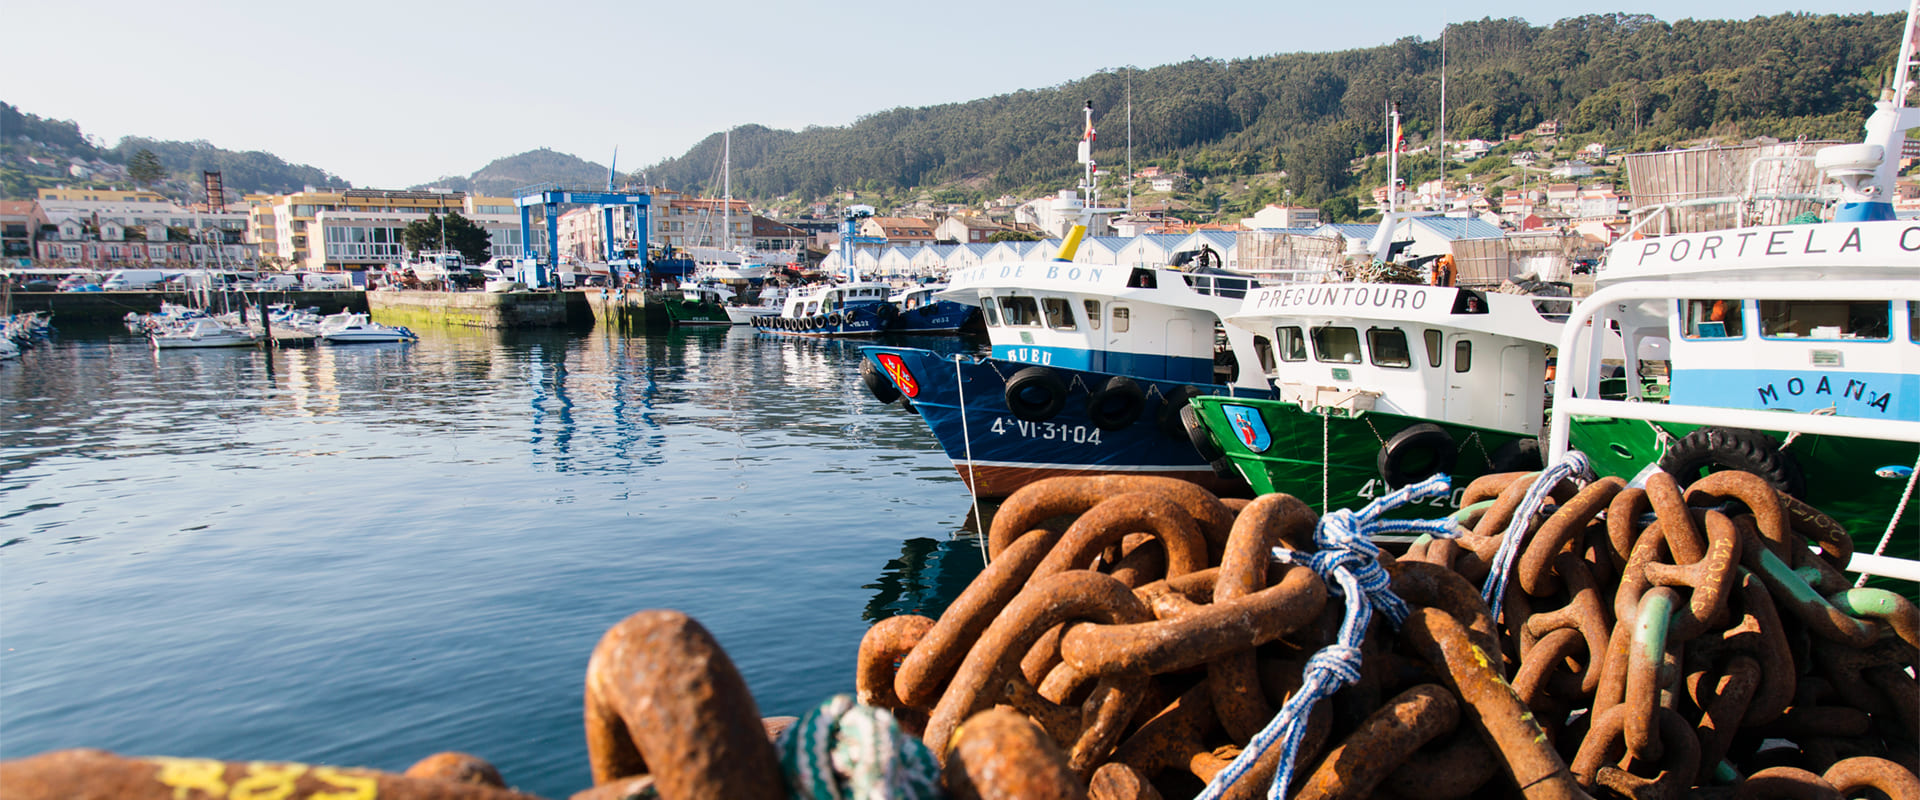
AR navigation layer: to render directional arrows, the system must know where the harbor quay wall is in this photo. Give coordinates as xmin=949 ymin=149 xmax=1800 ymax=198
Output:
xmin=365 ymin=290 xmax=593 ymax=329
xmin=5 ymin=290 xmax=367 ymax=322
xmin=582 ymin=287 xmax=668 ymax=331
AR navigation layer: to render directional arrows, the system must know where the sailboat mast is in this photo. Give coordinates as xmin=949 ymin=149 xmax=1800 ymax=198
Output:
xmin=1126 ymin=70 xmax=1134 ymax=212
xmin=722 ymin=130 xmax=732 ymax=250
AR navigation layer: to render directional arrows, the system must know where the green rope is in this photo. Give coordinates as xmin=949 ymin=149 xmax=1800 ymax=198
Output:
xmin=776 ymin=694 xmax=942 ymax=800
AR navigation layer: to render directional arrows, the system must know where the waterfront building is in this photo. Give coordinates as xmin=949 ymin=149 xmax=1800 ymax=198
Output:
xmin=2 ymin=201 xmax=51 ymax=266
xmin=30 ymin=189 xmax=250 ymax=269
xmin=246 ymin=189 xmax=539 ymax=272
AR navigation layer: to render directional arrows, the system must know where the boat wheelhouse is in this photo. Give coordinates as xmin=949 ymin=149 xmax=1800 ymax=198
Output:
xmin=883 ymin=283 xmax=979 ymax=334
xmin=1185 ymin=282 xmax=1566 ymax=516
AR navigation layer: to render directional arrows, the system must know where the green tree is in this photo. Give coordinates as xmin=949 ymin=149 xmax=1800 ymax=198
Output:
xmin=985 ymin=230 xmax=1042 ymax=243
xmin=403 ymin=212 xmax=492 ymax=264
xmin=128 ymin=149 xmax=166 ymax=187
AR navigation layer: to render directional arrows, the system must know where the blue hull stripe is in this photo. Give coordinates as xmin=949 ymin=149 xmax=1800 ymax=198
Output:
xmin=1672 ymin=368 xmax=1918 ymax=421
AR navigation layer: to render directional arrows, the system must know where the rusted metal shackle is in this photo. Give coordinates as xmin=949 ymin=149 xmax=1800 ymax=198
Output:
xmin=1029 ymin=492 xmax=1210 ymax=582
xmin=921 ymin=570 xmax=1154 ymax=773
xmin=987 ymin=475 xmax=1235 ymax=560
xmin=894 ymin=526 xmax=1065 ymax=709
xmin=582 ymin=609 xmax=785 ymax=799
xmin=1822 ymin=756 xmax=1920 ymax=800
xmin=857 ymin=613 xmax=934 ymax=730
xmin=1209 ymin=492 xmax=1319 ymax=741
xmin=1294 ymin=683 xmax=1460 ymax=800
xmin=1402 ymin=606 xmax=1591 ymax=800
xmin=943 ymin=707 xmax=1089 ymax=800
xmin=1058 ymin=563 xmax=1326 ymax=678
xmin=0 ymin=749 xmax=545 ymax=800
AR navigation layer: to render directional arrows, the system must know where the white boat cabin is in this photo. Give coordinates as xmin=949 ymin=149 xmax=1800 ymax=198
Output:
xmin=678 ymin=281 xmax=738 ymax=305
xmin=781 ymin=281 xmax=894 ymax=319
xmin=1227 ymin=283 xmax=1566 ymax=434
xmin=1587 ymin=219 xmax=1920 ymax=422
xmin=939 ymin=260 xmax=1271 ymax=391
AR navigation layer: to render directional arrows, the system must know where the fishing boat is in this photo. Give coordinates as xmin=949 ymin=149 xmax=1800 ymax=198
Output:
xmin=658 ymin=280 xmax=737 ymax=326
xmin=883 ymin=282 xmax=980 ymax=334
xmin=1546 ymin=19 xmax=1920 ymax=583
xmin=724 ymin=286 xmax=786 ymax=325
xmin=150 ymin=317 xmax=259 ymax=349
xmin=316 ymin=312 xmax=418 ymax=344
xmin=857 ymin=103 xmax=1276 ymax=497
xmin=752 ymin=279 xmax=895 ymax=336
xmin=1181 ymin=103 xmax=1583 ymax=520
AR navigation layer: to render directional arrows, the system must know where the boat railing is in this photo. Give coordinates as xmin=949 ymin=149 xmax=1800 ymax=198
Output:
xmin=1547 ymin=277 xmax=1920 ymax=582
xmin=1178 ymin=272 xmax=1254 ymax=299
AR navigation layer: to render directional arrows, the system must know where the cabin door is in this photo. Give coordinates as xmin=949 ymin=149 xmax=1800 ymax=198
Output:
xmin=1496 ymin=345 xmax=1532 ymax=432
xmin=1444 ymin=333 xmax=1484 ymax=428
xmin=1165 ymin=317 xmax=1196 ymax=382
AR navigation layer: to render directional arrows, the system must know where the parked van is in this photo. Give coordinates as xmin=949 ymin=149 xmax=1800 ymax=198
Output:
xmin=254 ymin=274 xmax=300 ymax=291
xmin=101 ymin=269 xmax=171 ymax=290
xmin=300 ymin=272 xmax=351 ymax=290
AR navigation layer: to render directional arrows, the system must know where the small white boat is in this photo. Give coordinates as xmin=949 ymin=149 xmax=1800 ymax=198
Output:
xmin=150 ymin=318 xmax=260 ymax=349
xmin=317 ymin=313 xmax=419 ymax=344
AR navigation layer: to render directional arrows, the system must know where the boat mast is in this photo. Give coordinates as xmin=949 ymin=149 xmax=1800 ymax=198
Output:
xmin=722 ymin=129 xmax=732 ymax=251
xmin=1438 ymin=25 xmax=1447 ymax=213
xmin=1366 ymin=103 xmax=1403 ymax=263
xmin=1834 ymin=0 xmax=1920 ymax=221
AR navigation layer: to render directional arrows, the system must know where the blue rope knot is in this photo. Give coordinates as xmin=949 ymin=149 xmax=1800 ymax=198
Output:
xmin=1304 ymin=644 xmax=1364 ymax=687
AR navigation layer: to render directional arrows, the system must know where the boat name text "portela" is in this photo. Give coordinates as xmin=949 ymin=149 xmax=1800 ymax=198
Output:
xmin=952 ymin=265 xmax=1107 ymax=285
xmin=1251 ymin=285 xmax=1433 ymax=311
xmin=1632 ymin=224 xmax=1920 ymax=266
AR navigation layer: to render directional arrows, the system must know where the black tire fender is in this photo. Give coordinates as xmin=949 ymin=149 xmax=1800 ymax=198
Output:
xmin=1157 ymin=385 xmax=1205 ymax=439
xmin=1086 ymin=376 xmax=1147 ymax=431
xmin=828 ymin=312 xmax=845 ymax=327
xmin=1180 ymin=404 xmax=1237 ymax=478
xmin=1488 ymin=436 xmax=1545 ymax=473
xmin=1656 ymin=426 xmax=1805 ymax=498
xmin=1378 ymin=423 xmax=1459 ymax=489
xmin=1004 ymin=366 xmax=1068 ymax=422
xmin=861 ymin=359 xmax=901 ymax=405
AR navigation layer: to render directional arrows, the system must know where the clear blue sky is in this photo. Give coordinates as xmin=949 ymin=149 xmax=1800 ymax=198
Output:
xmin=2 ymin=0 xmax=1894 ymax=190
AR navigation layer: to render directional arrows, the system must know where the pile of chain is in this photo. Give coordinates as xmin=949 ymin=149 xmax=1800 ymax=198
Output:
xmin=854 ymin=472 xmax=1919 ymax=800
xmin=4 ymin=470 xmax=1914 ymax=800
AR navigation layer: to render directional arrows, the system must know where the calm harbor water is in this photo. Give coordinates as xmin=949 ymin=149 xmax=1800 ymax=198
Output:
xmin=0 ymin=321 xmax=990 ymax=796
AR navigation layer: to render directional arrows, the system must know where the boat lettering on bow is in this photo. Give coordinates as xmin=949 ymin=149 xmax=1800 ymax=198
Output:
xmin=1628 ymin=224 xmax=1920 ymax=266
xmin=1251 ymin=285 xmax=1435 ymax=311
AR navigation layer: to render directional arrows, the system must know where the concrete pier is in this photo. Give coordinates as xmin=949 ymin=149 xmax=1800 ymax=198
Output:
xmin=364 ymin=290 xmax=592 ymax=329
xmin=583 ymin=287 xmax=669 ymax=331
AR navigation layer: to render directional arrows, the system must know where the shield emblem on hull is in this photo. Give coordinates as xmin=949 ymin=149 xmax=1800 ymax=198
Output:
xmin=1222 ymin=404 xmax=1270 ymax=453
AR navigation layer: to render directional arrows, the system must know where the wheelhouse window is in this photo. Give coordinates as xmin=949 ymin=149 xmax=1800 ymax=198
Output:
xmin=1084 ymin=299 xmax=1101 ymax=330
xmin=1759 ymin=300 xmax=1889 ymax=340
xmin=1367 ymin=327 xmax=1412 ymax=368
xmin=1112 ymin=306 xmax=1131 ymax=333
xmin=1681 ymin=299 xmax=1743 ymax=339
xmin=1043 ymin=298 xmax=1076 ymax=330
xmin=1311 ymin=326 xmax=1362 ymax=364
xmin=1000 ymin=296 xmax=1043 ymax=326
xmin=1911 ymin=302 xmax=1919 ymax=343
xmin=1454 ymin=340 xmax=1473 ymax=373
xmin=981 ymin=297 xmax=1002 ymax=327
xmin=1275 ymin=326 xmax=1308 ymax=362
xmin=1253 ymin=335 xmax=1277 ymax=373
xmin=1424 ymin=329 xmax=1443 ymax=368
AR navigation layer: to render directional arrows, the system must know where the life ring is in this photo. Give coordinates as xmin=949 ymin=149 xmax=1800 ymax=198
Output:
xmin=1180 ymin=404 xmax=1237 ymax=478
xmin=1086 ymin=376 xmax=1147 ymax=431
xmin=1157 ymin=385 xmax=1205 ymax=439
xmin=861 ymin=359 xmax=901 ymax=405
xmin=828 ymin=312 xmax=844 ymax=327
xmin=1656 ymin=426 xmax=1805 ymax=498
xmin=1004 ymin=366 xmax=1068 ymax=422
xmin=1377 ymin=423 xmax=1458 ymax=489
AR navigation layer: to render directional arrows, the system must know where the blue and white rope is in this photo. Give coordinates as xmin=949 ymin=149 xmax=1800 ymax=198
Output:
xmin=1196 ymin=474 xmax=1463 ymax=800
xmin=1479 ymin=451 xmax=1590 ymax=621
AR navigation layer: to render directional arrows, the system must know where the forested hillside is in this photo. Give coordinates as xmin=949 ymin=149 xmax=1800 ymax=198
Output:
xmin=641 ymin=12 xmax=1899 ymax=211
xmin=1 ymin=103 xmax=348 ymax=199
xmin=409 ymin=148 xmax=610 ymax=196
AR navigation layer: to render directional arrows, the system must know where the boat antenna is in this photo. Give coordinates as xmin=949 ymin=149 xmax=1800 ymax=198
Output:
xmin=1126 ymin=68 xmax=1135 ymax=213
xmin=1833 ymin=0 xmax=1920 ymax=221
xmin=1365 ymin=102 xmax=1402 ymax=263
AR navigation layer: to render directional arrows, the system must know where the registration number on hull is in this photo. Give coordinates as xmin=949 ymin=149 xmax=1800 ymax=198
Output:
xmin=990 ymin=417 xmax=1104 ymax=445
xmin=1355 ymin=479 xmax=1467 ymax=509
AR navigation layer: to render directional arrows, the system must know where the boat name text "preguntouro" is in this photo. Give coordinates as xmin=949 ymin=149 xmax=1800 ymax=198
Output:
xmin=1250 ymin=285 xmax=1434 ymax=311
xmin=1632 ymin=223 xmax=1920 ymax=266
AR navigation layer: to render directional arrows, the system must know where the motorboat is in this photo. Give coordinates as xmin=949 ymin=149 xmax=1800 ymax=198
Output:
xmin=316 ymin=313 xmax=419 ymax=344
xmin=150 ymin=317 xmax=259 ymax=349
xmin=659 ymin=280 xmax=736 ymax=326
xmin=753 ymin=279 xmax=896 ymax=337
